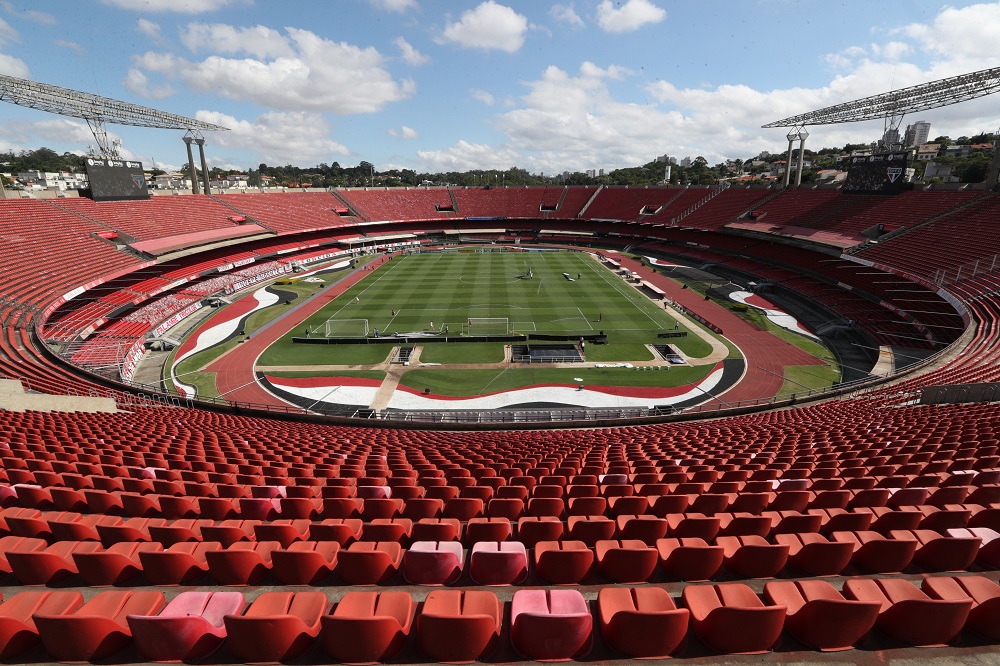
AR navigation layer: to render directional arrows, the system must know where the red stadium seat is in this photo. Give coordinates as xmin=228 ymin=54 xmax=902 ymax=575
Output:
xmin=843 ymin=578 xmax=971 ymax=646
xmin=682 ymin=583 xmax=785 ymax=654
xmin=271 ymin=541 xmax=339 ymax=585
xmin=534 ymin=540 xmax=593 ymax=584
xmin=922 ymin=575 xmax=1000 ymax=641
xmin=763 ymin=580 xmax=879 ymax=651
xmin=417 ymin=590 xmax=501 ymax=662
xmin=139 ymin=541 xmax=221 ymax=585
xmin=598 ymin=586 xmax=689 ymax=658
xmin=0 ymin=590 xmax=83 ymax=659
xmin=320 ymin=591 xmax=415 ymax=662
xmin=223 ymin=591 xmax=327 ymax=662
xmin=33 ymin=589 xmax=165 ymax=661
xmin=336 ymin=541 xmax=402 ymax=584
xmin=469 ymin=541 xmax=528 ymax=585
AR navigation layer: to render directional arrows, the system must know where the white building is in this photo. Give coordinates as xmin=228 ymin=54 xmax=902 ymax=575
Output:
xmin=904 ymin=121 xmax=931 ymax=148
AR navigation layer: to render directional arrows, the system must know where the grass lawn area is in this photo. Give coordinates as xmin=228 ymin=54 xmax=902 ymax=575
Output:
xmin=419 ymin=343 xmax=506 ymax=364
xmin=778 ymin=363 xmax=842 ymax=397
xmin=262 ymin=251 xmax=721 ymax=366
xmin=397 ymin=364 xmax=715 ymax=396
xmin=258 ymin=343 xmax=390 ymax=366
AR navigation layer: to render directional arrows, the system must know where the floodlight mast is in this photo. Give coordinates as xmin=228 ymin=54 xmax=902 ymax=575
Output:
xmin=764 ymin=65 xmax=1000 ymax=187
xmin=0 ymin=74 xmax=228 ymax=159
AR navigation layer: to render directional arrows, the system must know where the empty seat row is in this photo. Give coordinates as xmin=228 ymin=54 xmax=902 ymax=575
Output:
xmin=1 ymin=577 xmax=997 ymax=662
xmin=2 ymin=528 xmax=997 ymax=586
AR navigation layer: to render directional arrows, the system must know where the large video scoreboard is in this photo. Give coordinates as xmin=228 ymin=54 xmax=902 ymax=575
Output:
xmin=844 ymin=152 xmax=910 ymax=194
xmin=84 ymin=158 xmax=149 ymax=202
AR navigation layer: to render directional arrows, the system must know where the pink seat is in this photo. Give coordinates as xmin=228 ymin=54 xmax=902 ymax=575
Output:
xmin=33 ymin=589 xmax=165 ymax=661
xmin=402 ymin=541 xmax=464 ymax=585
xmin=417 ymin=590 xmax=501 ymax=662
xmin=922 ymin=575 xmax=1000 ymax=641
xmin=844 ymin=578 xmax=971 ymax=646
xmin=127 ymin=591 xmax=245 ymax=662
xmin=598 ymin=586 xmax=688 ymax=658
xmin=469 ymin=541 xmax=527 ymax=584
xmin=271 ymin=541 xmax=340 ymax=585
xmin=320 ymin=591 xmax=415 ymax=662
xmin=682 ymin=583 xmax=785 ymax=654
xmin=764 ymin=580 xmax=879 ymax=651
xmin=534 ymin=540 xmax=593 ymax=584
xmin=224 ymin=591 xmax=327 ymax=662
xmin=656 ymin=537 xmax=724 ymax=581
xmin=0 ymin=590 xmax=83 ymax=659
xmin=511 ymin=589 xmax=592 ymax=660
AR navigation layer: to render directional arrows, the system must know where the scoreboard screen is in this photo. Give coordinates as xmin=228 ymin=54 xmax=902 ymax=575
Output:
xmin=85 ymin=158 xmax=149 ymax=201
xmin=844 ymin=152 xmax=910 ymax=194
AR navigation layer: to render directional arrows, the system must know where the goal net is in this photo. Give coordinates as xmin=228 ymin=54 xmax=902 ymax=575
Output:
xmin=467 ymin=317 xmax=510 ymax=335
xmin=324 ymin=318 xmax=370 ymax=338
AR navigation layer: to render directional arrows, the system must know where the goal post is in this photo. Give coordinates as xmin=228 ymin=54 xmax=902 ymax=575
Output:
xmin=324 ymin=318 xmax=370 ymax=338
xmin=467 ymin=317 xmax=510 ymax=335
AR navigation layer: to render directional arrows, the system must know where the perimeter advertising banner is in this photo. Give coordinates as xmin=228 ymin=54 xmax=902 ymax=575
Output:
xmin=85 ymin=158 xmax=150 ymax=201
xmin=844 ymin=152 xmax=910 ymax=194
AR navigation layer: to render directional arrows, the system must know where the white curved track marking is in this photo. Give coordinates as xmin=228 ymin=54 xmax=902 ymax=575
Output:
xmin=269 ymin=366 xmax=726 ymax=411
xmin=171 ymin=286 xmax=280 ymax=397
xmin=729 ymin=291 xmax=819 ymax=340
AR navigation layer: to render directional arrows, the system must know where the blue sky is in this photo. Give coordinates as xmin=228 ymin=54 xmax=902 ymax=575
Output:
xmin=0 ymin=0 xmax=998 ymax=174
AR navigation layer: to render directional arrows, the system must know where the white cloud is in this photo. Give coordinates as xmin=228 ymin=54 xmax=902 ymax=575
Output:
xmin=388 ymin=125 xmax=419 ymax=139
xmin=136 ymin=18 xmax=164 ymax=42
xmin=181 ymin=23 xmax=295 ymax=59
xmin=394 ymin=36 xmax=429 ymax=66
xmin=54 ymin=40 xmax=84 ymax=55
xmin=100 ymin=0 xmax=244 ymax=13
xmin=872 ymin=41 xmax=911 ymax=61
xmin=901 ymin=1 xmax=1000 ymax=61
xmin=195 ymin=110 xmax=350 ymax=165
xmin=123 ymin=68 xmax=177 ymax=99
xmin=471 ymin=88 xmax=495 ymax=105
xmin=0 ymin=17 xmax=17 ymax=44
xmin=0 ymin=52 xmax=28 ymax=78
xmin=0 ymin=2 xmax=54 ymax=25
xmin=370 ymin=0 xmax=418 ymax=11
xmin=595 ymin=0 xmax=666 ymax=33
xmin=437 ymin=1 xmax=528 ymax=53
xmin=0 ymin=118 xmax=104 ymax=149
xmin=132 ymin=27 xmax=416 ymax=115
xmin=417 ymin=139 xmax=520 ymax=172
xmin=551 ymin=4 xmax=584 ymax=29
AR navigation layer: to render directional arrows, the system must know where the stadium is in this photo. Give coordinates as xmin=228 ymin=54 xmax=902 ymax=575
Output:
xmin=2 ymin=10 xmax=1000 ymax=666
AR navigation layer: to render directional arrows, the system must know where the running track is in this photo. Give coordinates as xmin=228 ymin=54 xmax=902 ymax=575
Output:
xmin=205 ymin=258 xmax=389 ymax=408
xmin=205 ymin=253 xmax=825 ymax=410
xmin=615 ymin=254 xmax=825 ymax=406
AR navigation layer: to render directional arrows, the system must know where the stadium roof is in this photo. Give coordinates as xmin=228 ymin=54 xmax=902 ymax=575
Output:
xmin=763 ymin=65 xmax=1000 ymax=127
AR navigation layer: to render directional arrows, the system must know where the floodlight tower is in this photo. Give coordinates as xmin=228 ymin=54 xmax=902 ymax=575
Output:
xmin=765 ymin=65 xmax=1000 ymax=187
xmin=783 ymin=126 xmax=809 ymax=188
xmin=0 ymin=74 xmax=228 ymax=184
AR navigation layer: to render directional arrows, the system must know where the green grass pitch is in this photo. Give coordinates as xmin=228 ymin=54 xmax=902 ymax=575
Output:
xmin=258 ymin=250 xmax=714 ymax=366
